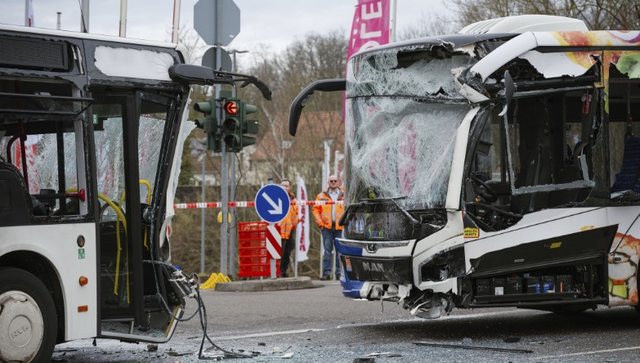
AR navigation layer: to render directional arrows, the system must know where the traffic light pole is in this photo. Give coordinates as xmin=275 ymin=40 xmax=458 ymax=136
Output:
xmin=229 ymin=82 xmax=238 ymax=278
xmin=216 ymin=45 xmax=229 ymax=276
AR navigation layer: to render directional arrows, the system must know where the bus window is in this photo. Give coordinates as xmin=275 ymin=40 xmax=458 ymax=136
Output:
xmin=504 ymin=90 xmax=595 ymax=214
xmin=0 ymin=79 xmax=88 ymax=220
xmin=607 ymin=52 xmax=640 ymax=199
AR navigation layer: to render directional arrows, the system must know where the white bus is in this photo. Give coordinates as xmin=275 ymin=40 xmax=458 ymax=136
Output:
xmin=290 ymin=15 xmax=640 ymax=318
xmin=0 ymin=25 xmax=232 ymax=361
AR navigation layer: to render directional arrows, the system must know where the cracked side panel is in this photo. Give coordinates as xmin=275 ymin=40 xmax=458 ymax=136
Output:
xmin=519 ymin=50 xmax=598 ymax=78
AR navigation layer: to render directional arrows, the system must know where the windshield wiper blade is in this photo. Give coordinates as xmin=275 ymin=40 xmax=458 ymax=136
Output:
xmin=360 ymin=196 xmax=419 ymax=224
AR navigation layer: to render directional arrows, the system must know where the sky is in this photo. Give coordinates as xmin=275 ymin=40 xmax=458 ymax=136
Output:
xmin=0 ymin=0 xmax=450 ymax=63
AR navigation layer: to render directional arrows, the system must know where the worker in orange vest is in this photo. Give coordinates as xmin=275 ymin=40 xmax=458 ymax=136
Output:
xmin=312 ymin=175 xmax=344 ymax=280
xmin=277 ymin=179 xmax=298 ymax=278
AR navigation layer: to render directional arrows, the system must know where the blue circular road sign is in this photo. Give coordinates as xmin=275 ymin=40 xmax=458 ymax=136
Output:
xmin=254 ymin=184 xmax=291 ymax=223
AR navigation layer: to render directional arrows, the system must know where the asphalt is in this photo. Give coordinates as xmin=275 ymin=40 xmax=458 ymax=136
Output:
xmin=214 ymin=276 xmax=317 ymax=292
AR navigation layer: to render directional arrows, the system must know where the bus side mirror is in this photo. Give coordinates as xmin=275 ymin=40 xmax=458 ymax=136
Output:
xmin=289 ymin=78 xmax=346 ymax=136
xmin=504 ymin=70 xmax=515 ymax=109
xmin=499 ymin=70 xmax=515 ymax=117
xmin=168 ymin=64 xmax=234 ymax=85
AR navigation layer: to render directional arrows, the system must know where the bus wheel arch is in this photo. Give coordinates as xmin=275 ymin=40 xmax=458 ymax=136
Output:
xmin=0 ymin=251 xmax=65 ymax=343
xmin=0 ymin=266 xmax=58 ymax=362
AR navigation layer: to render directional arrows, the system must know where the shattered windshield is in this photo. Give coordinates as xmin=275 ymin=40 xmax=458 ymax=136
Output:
xmin=345 ymin=46 xmax=473 ymax=210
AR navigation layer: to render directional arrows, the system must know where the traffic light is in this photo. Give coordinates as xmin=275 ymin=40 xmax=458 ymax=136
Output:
xmin=193 ymin=99 xmax=221 ymax=152
xmin=239 ymin=101 xmax=259 ymax=148
xmin=222 ymin=99 xmax=242 ymax=152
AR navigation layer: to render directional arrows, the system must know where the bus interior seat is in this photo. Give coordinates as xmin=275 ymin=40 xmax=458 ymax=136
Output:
xmin=611 ymin=135 xmax=640 ymax=193
xmin=0 ymin=161 xmax=33 ymax=225
xmin=511 ymin=144 xmax=552 ymax=214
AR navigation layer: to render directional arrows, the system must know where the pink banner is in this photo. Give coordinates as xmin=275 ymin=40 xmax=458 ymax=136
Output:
xmin=347 ymin=0 xmax=391 ymax=59
xmin=296 ymin=177 xmax=310 ymax=262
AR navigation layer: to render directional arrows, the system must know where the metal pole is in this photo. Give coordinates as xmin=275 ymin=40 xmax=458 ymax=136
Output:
xmin=119 ymin=0 xmax=127 ymax=37
xmin=24 ymin=0 xmax=34 ymax=27
xmin=229 ymin=79 xmax=238 ymax=279
xmin=80 ymin=0 xmax=90 ymax=33
xmin=217 ymin=48 xmax=228 ymax=276
xmin=200 ymin=154 xmax=206 ymax=274
xmin=171 ymin=0 xmax=181 ymax=43
xmin=229 ymin=153 xmax=236 ymax=278
xmin=390 ymin=0 xmax=398 ymax=42
xmin=56 ymin=12 xmax=61 ymax=30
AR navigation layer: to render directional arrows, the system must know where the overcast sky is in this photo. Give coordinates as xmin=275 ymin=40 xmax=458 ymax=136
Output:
xmin=0 ymin=0 xmax=450 ymax=58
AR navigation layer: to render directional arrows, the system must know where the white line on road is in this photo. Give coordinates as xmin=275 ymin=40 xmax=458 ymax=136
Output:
xmin=208 ymin=309 xmax=529 ymax=342
xmin=535 ymin=345 xmax=640 ymax=360
xmin=210 ymin=328 xmax=326 ymax=342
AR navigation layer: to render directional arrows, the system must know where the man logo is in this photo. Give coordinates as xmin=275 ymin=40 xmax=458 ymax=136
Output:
xmin=362 ymin=261 xmax=384 ymax=273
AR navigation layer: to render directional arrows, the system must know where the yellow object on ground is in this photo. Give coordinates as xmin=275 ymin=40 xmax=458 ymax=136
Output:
xmin=200 ymin=273 xmax=231 ymax=289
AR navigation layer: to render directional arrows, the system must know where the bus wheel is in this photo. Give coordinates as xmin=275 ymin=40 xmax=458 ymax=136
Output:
xmin=0 ymin=267 xmax=58 ymax=363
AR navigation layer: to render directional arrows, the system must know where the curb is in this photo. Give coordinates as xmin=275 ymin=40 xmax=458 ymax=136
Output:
xmin=214 ymin=276 xmax=315 ymax=292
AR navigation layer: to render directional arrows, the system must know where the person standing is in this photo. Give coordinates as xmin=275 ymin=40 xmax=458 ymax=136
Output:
xmin=313 ymin=175 xmax=344 ymax=280
xmin=277 ymin=179 xmax=298 ymax=278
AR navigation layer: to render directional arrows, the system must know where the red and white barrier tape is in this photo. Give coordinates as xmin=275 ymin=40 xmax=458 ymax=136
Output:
xmin=173 ymin=200 xmax=344 ymax=209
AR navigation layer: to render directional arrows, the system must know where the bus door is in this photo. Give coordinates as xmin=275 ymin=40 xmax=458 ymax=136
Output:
xmin=91 ymin=92 xmax=145 ymax=327
xmin=92 ymin=88 xmax=179 ymax=337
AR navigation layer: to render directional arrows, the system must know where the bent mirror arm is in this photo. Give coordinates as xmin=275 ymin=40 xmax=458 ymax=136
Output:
xmin=288 ymin=78 xmax=345 ymax=136
xmin=169 ymin=64 xmax=272 ymax=100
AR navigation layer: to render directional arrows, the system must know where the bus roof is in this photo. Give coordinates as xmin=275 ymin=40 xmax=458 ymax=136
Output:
xmin=0 ymin=24 xmax=177 ymax=49
xmin=459 ymin=15 xmax=588 ymax=34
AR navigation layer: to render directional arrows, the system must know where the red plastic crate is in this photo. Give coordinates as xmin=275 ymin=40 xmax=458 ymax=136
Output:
xmin=239 ymin=256 xmax=270 ymax=265
xmin=238 ymin=248 xmax=268 ymax=257
xmin=238 ymin=239 xmax=266 ymax=249
xmin=239 ymin=232 xmax=267 ymax=241
xmin=238 ymin=261 xmax=279 ymax=278
xmin=237 ymin=221 xmax=273 ymax=278
xmin=238 ymin=237 xmax=267 ymax=247
xmin=238 ymin=221 xmax=268 ymax=232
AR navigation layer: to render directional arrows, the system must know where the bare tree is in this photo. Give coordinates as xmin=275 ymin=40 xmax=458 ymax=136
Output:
xmin=398 ymin=12 xmax=459 ymax=40
xmin=451 ymin=0 xmax=640 ymax=30
xmin=239 ymin=30 xmax=347 ymax=184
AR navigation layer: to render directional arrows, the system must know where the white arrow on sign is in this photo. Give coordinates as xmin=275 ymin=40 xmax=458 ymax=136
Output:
xmin=261 ymin=192 xmax=283 ymax=215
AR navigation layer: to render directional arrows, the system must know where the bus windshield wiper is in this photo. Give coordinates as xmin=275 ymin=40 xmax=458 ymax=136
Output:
xmin=360 ymin=196 xmax=419 ymax=224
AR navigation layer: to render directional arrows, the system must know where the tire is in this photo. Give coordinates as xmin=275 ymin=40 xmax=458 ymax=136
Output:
xmin=0 ymin=267 xmax=58 ymax=363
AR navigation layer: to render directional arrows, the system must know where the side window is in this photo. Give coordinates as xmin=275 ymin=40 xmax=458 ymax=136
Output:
xmin=471 ymin=109 xmax=504 ymax=184
xmin=505 ymin=90 xmax=595 ymax=214
xmin=0 ymin=80 xmax=88 ymax=220
xmin=607 ymin=51 xmax=640 ymax=199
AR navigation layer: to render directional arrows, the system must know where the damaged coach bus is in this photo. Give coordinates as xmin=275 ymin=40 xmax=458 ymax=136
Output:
xmin=0 ymin=24 xmax=263 ymax=361
xmin=289 ymin=15 xmax=640 ymax=318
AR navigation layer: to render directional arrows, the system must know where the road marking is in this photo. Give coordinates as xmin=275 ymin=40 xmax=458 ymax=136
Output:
xmin=207 ymin=309 xmax=530 ymax=343
xmin=210 ymin=328 xmax=326 ymax=341
xmin=535 ymin=345 xmax=640 ymax=359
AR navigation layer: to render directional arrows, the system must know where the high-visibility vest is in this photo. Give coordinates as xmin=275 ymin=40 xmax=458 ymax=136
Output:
xmin=277 ymin=195 xmax=299 ymax=239
xmin=312 ymin=189 xmax=344 ymax=230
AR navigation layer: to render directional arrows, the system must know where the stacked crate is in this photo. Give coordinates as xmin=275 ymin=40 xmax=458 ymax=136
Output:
xmin=237 ymin=222 xmax=279 ymax=278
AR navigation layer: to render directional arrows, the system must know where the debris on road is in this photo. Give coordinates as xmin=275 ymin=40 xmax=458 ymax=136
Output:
xmin=366 ymin=352 xmax=402 ymax=358
xmin=413 ymin=341 xmax=533 ymax=354
xmin=147 ymin=344 xmax=158 ymax=352
xmin=503 ymin=337 xmax=521 ymax=343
